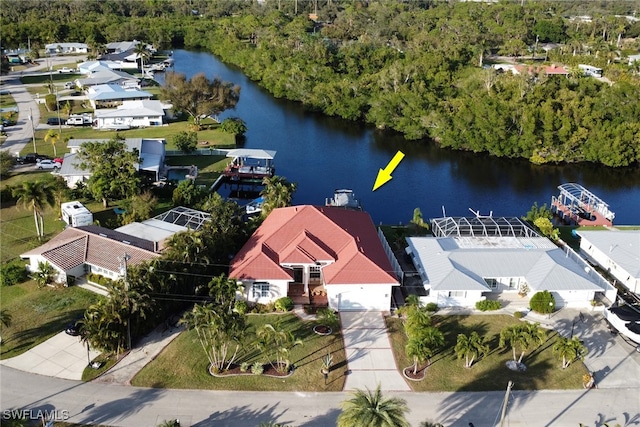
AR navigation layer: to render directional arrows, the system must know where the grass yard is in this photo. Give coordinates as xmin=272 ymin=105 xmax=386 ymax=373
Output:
xmin=0 ymin=281 xmax=103 ymax=359
xmin=387 ymin=314 xmax=587 ymax=392
xmin=0 ymin=91 xmax=17 ymax=109
xmin=132 ymin=313 xmax=347 ymax=391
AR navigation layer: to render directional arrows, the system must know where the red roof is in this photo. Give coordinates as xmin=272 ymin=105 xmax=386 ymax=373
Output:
xmin=21 ymin=227 xmax=159 ymax=273
xmin=229 ymin=206 xmax=398 ymax=285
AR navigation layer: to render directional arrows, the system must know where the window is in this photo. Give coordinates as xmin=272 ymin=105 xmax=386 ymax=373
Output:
xmin=448 ymin=291 xmax=465 ymax=298
xmin=310 ymin=265 xmax=321 ymax=279
xmin=252 ymin=282 xmax=270 ymax=299
xmin=485 ymin=278 xmax=498 ymax=289
xmin=509 ymin=278 xmax=517 ymax=288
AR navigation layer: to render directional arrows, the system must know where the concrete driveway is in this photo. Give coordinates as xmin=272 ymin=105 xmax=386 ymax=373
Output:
xmin=0 ymin=331 xmax=100 ymax=380
xmin=340 ymin=311 xmax=410 ymax=391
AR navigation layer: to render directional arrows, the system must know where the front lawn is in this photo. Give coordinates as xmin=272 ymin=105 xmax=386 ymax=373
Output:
xmin=0 ymin=281 xmax=103 ymax=359
xmin=387 ymin=314 xmax=587 ymax=391
xmin=132 ymin=313 xmax=347 ymax=391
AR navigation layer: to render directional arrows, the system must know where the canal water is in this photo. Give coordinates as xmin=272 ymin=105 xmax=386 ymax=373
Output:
xmin=157 ymin=50 xmax=640 ymax=226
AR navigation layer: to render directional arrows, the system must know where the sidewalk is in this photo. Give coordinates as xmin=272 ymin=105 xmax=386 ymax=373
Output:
xmin=94 ymin=321 xmax=184 ymax=385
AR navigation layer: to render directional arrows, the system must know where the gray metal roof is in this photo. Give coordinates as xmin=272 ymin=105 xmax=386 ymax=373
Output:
xmin=576 ymin=230 xmax=640 ymax=277
xmin=225 ymin=149 xmax=276 ymax=160
xmin=406 ymin=236 xmax=602 ymax=292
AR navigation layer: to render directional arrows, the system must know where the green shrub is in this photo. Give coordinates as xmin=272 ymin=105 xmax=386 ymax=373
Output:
xmin=45 ymin=93 xmax=57 ymax=111
xmin=425 ymin=302 xmax=439 ymax=312
xmin=234 ymin=300 xmax=248 ymax=315
xmin=240 ymin=362 xmax=250 ymax=372
xmin=0 ymin=260 xmax=28 ymax=287
xmin=530 ymin=290 xmax=555 ymax=314
xmin=251 ymin=361 xmax=264 ymax=375
xmin=514 ymin=311 xmax=524 ymax=319
xmin=274 ymin=296 xmax=294 ymax=312
xmin=475 ymin=300 xmax=502 ymax=311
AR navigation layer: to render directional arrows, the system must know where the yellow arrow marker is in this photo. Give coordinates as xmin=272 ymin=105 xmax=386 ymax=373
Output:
xmin=372 ymin=150 xmax=405 ymax=191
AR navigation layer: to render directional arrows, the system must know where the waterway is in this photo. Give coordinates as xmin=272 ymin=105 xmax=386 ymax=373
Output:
xmin=158 ymin=50 xmax=640 ymax=226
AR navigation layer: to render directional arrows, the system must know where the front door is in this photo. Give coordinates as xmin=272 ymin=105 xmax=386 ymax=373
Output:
xmin=293 ymin=267 xmax=303 ymax=284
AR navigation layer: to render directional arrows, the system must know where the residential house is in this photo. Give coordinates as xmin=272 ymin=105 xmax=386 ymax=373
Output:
xmin=93 ymin=100 xmax=166 ymax=130
xmin=76 ymin=68 xmax=140 ymax=89
xmin=20 ymin=225 xmax=160 ymax=284
xmin=45 ymin=43 xmax=88 ymax=55
xmin=576 ymin=230 xmax=640 ymax=294
xmin=493 ymin=63 xmax=570 ymax=76
xmin=405 ymin=217 xmax=616 ymax=308
xmin=20 ymin=207 xmax=209 ymax=285
xmin=58 ymin=137 xmax=166 ymax=187
xmin=77 ymin=60 xmax=138 ymax=73
xmin=86 ymin=84 xmax=152 ymax=109
xmin=229 ymin=205 xmax=400 ymax=311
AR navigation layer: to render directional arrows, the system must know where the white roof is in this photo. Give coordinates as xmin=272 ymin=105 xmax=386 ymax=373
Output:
xmin=94 ymin=100 xmax=164 ymax=118
xmin=87 ymin=84 xmax=152 ymax=101
xmin=116 ymin=219 xmax=185 ymax=243
xmin=225 ymin=149 xmax=277 ymax=160
xmin=406 ymin=236 xmax=603 ymax=292
xmin=576 ymin=230 xmax=640 ymax=278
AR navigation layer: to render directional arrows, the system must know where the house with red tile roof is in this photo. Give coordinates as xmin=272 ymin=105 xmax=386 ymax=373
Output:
xmin=229 ymin=205 xmax=400 ymax=311
xmin=20 ymin=225 xmax=160 ymax=285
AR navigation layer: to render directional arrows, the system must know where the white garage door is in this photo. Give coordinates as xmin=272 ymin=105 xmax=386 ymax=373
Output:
xmin=335 ymin=286 xmax=392 ymax=311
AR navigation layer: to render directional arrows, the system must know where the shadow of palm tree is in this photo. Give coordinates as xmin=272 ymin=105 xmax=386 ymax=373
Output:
xmin=192 ymin=402 xmax=290 ymax=427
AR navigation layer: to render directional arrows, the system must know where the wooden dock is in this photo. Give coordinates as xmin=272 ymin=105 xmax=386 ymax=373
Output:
xmin=551 ymin=183 xmax=614 ymax=227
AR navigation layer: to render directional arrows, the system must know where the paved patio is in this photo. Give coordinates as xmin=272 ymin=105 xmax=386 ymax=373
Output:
xmin=340 ymin=311 xmax=410 ymax=392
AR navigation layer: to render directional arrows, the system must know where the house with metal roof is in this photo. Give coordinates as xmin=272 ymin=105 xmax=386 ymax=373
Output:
xmin=45 ymin=42 xmax=88 ymax=55
xmin=229 ymin=205 xmax=400 ymax=311
xmin=576 ymin=229 xmax=640 ymax=294
xmin=405 ymin=217 xmax=616 ymax=308
xmin=57 ymin=138 xmax=166 ymax=187
xmin=93 ymin=100 xmax=166 ymax=130
xmin=86 ymin=84 xmax=152 ymax=109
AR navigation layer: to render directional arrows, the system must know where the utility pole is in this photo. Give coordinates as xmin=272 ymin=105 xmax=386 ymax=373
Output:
xmin=56 ymin=87 xmax=62 ymax=136
xmin=499 ymin=381 xmax=514 ymax=427
xmin=119 ymin=253 xmax=131 ymax=351
xmin=28 ymin=108 xmax=37 ymax=153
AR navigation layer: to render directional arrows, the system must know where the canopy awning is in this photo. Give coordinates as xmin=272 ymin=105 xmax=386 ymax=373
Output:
xmin=225 ymin=149 xmax=276 ymax=160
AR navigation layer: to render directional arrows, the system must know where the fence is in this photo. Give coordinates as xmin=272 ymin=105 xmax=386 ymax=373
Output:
xmin=378 ymin=227 xmax=404 ymax=283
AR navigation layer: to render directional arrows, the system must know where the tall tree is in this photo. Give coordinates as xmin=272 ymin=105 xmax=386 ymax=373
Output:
xmin=12 ymin=180 xmax=56 ymax=239
xmin=260 ymin=175 xmax=297 ymax=218
xmin=44 ymin=130 xmax=61 ymax=157
xmin=75 ymin=137 xmax=141 ymax=207
xmin=255 ymin=321 xmax=302 ymax=374
xmin=134 ymin=41 xmax=151 ymax=76
xmin=337 ymin=384 xmax=410 ymax=427
xmin=161 ymin=72 xmax=241 ymax=129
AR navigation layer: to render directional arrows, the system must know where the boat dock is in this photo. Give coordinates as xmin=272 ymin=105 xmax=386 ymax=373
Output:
xmin=222 ymin=148 xmax=276 ymax=181
xmin=551 ymin=183 xmax=615 ymax=226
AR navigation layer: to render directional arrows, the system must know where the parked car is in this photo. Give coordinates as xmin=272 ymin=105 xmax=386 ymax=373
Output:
xmin=58 ymin=67 xmax=75 ymax=73
xmin=47 ymin=117 xmax=64 ymax=126
xmin=1 ymin=118 xmax=16 ymax=127
xmin=53 ymin=157 xmax=64 ymax=164
xmin=36 ymin=159 xmax=62 ymax=170
xmin=63 ymin=81 xmax=76 ymax=90
xmin=65 ymin=315 xmax=83 ymax=336
xmin=18 ymin=153 xmax=50 ymax=164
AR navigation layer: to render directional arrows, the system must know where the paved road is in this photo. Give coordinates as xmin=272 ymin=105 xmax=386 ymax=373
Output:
xmin=1 ymin=365 xmax=638 ymax=427
xmin=1 ymin=55 xmax=86 ymax=156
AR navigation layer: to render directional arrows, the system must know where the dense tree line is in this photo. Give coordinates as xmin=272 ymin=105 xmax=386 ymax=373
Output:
xmin=2 ymin=0 xmax=639 ymax=166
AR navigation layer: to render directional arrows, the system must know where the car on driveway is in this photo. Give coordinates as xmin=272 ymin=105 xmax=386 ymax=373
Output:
xmin=47 ymin=117 xmax=64 ymax=126
xmin=58 ymin=67 xmax=75 ymax=73
xmin=53 ymin=157 xmax=64 ymax=164
xmin=17 ymin=153 xmax=50 ymax=164
xmin=65 ymin=316 xmax=83 ymax=336
xmin=36 ymin=159 xmax=62 ymax=170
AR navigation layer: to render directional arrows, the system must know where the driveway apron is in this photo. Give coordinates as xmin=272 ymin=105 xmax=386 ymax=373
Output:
xmin=340 ymin=311 xmax=410 ymax=391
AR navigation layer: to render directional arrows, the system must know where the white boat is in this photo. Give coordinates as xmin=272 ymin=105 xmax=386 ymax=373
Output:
xmin=246 ymin=196 xmax=264 ymax=215
xmin=326 ymin=189 xmax=362 ymax=210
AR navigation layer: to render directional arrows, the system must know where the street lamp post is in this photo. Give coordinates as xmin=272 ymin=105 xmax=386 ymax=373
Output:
xmin=548 ymin=301 xmax=553 ymax=319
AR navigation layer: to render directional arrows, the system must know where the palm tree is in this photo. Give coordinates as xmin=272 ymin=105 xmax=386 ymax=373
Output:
xmin=12 ymin=180 xmax=56 ymax=239
xmin=500 ymin=322 xmax=547 ymax=364
xmin=134 ymin=42 xmax=151 ymax=77
xmin=553 ymin=336 xmax=587 ymax=369
xmin=337 ymin=384 xmax=410 ymax=427
xmin=255 ymin=322 xmax=302 ymax=374
xmin=455 ymin=331 xmax=490 ymax=368
xmin=406 ymin=335 xmax=431 ymax=375
xmin=260 ymin=175 xmax=297 ymax=218
xmin=31 ymin=261 xmax=56 ymax=288
xmin=44 ymin=130 xmax=61 ymax=157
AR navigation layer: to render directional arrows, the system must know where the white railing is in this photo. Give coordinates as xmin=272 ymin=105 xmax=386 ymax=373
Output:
xmin=378 ymin=227 xmax=404 ymax=283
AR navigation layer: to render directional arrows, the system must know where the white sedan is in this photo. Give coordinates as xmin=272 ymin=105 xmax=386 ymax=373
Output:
xmin=36 ymin=160 xmax=62 ymax=170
